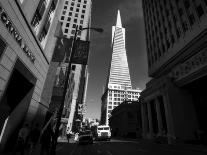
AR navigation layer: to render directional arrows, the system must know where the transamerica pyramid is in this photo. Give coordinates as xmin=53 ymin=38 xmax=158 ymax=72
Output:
xmin=108 ymin=10 xmax=132 ymax=90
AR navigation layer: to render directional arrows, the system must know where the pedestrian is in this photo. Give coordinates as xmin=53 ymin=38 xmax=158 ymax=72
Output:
xmin=13 ymin=123 xmax=30 ymax=155
xmin=28 ymin=123 xmax=41 ymax=154
xmin=40 ymin=126 xmax=53 ymax=155
xmin=66 ymin=132 xmax=71 ymax=143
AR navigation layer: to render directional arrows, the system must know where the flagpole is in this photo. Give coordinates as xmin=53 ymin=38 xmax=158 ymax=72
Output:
xmin=51 ymin=25 xmax=79 ymax=155
xmin=51 ymin=25 xmax=103 ymax=155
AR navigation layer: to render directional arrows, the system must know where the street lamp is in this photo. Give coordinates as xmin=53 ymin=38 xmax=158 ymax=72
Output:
xmin=51 ymin=25 xmax=103 ymax=154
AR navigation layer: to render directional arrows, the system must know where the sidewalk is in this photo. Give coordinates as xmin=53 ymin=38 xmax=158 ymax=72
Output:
xmin=113 ymin=136 xmax=207 ymax=153
xmin=1 ymin=137 xmax=75 ymax=155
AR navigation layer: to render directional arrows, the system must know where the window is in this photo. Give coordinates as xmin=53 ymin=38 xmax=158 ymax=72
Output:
xmin=62 ymin=11 xmax=66 ymax=15
xmin=31 ymin=0 xmax=46 ymax=27
xmin=82 ymin=10 xmax=85 ymax=13
xmin=71 ymin=2 xmax=74 ymax=6
xmin=81 ymin=15 xmax=84 ymax=18
xmin=76 ymin=9 xmax=79 ymax=12
xmin=83 ymin=5 xmax=86 ymax=8
xmin=182 ymin=22 xmax=188 ymax=32
xmin=68 ymin=12 xmax=72 ymax=16
xmin=75 ymin=13 xmax=78 ymax=17
xmin=66 ymin=23 xmax=69 ymax=27
xmin=0 ymin=37 xmax=7 ymax=59
xmin=74 ymin=18 xmax=77 ymax=23
xmin=72 ymin=65 xmax=76 ymax=71
xmin=73 ymin=24 xmax=76 ymax=28
xmin=77 ymin=3 xmax=80 ymax=7
xmin=189 ymin=14 xmax=195 ymax=25
xmin=67 ymin=17 xmax=71 ymax=21
xmin=84 ymin=0 xmax=87 ymax=4
xmin=70 ymin=7 xmax=73 ymax=11
xmin=65 ymin=29 xmax=68 ymax=33
xmin=71 ymin=29 xmax=75 ymax=34
xmin=176 ymin=28 xmax=181 ymax=38
xmin=64 ymin=6 xmax=67 ymax=9
xmin=196 ymin=5 xmax=204 ymax=18
xmin=184 ymin=0 xmax=190 ymax=10
xmin=65 ymin=1 xmax=68 ymax=5
xmin=80 ymin=20 xmax=83 ymax=24
xmin=178 ymin=8 xmax=183 ymax=16
xmin=61 ymin=16 xmax=64 ymax=20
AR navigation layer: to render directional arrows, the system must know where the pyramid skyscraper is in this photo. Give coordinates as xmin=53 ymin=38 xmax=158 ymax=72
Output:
xmin=109 ymin=10 xmax=132 ymax=89
xmin=100 ymin=11 xmax=141 ymax=125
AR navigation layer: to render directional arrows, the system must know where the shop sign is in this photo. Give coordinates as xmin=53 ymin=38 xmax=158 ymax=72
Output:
xmin=0 ymin=4 xmax=35 ymax=63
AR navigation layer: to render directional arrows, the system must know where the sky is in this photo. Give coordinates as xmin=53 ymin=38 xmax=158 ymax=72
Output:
xmin=85 ymin=0 xmax=150 ymax=119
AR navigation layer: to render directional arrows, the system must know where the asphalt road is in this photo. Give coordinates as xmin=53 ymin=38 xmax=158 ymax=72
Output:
xmin=56 ymin=139 xmax=207 ymax=155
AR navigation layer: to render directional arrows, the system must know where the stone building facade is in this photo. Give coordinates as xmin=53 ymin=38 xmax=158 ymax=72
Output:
xmin=141 ymin=0 xmax=207 ymax=144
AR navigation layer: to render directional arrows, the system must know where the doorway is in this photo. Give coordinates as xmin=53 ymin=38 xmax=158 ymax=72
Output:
xmin=184 ymin=75 xmax=207 ymax=144
xmin=0 ymin=59 xmax=36 ymax=151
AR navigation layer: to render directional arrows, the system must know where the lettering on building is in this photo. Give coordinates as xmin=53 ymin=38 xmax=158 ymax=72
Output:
xmin=0 ymin=3 xmax=35 ymax=63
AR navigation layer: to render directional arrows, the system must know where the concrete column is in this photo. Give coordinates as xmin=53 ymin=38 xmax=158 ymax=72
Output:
xmin=162 ymin=94 xmax=175 ymax=144
xmin=147 ymin=101 xmax=153 ymax=138
xmin=155 ymin=97 xmax=163 ymax=136
xmin=141 ymin=103 xmax=147 ymax=138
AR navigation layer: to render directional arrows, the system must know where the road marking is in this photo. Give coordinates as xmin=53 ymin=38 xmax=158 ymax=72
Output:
xmin=136 ymin=148 xmax=148 ymax=152
xmin=106 ymin=150 xmax=113 ymax=155
xmin=56 ymin=145 xmax=64 ymax=151
xmin=70 ymin=144 xmax=78 ymax=155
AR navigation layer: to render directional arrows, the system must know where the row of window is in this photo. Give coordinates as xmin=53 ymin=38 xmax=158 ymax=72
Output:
xmin=143 ymin=0 xmax=207 ymax=67
xmin=65 ymin=0 xmax=87 ymax=4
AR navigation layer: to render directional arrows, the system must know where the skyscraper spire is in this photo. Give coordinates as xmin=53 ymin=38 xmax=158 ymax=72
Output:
xmin=116 ymin=10 xmax=122 ymax=27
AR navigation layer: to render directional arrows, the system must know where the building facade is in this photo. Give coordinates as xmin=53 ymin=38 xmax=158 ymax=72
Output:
xmin=58 ymin=0 xmax=92 ymax=133
xmin=141 ymin=0 xmax=207 ymax=144
xmin=0 ymin=0 xmax=63 ymax=151
xmin=109 ymin=101 xmax=142 ymax=138
xmin=100 ymin=10 xmax=141 ymax=125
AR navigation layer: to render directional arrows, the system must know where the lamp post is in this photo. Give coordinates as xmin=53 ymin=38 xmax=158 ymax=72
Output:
xmin=51 ymin=25 xmax=103 ymax=154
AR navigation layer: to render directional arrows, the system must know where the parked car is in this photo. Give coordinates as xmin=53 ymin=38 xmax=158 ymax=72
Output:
xmin=78 ymin=130 xmax=93 ymax=144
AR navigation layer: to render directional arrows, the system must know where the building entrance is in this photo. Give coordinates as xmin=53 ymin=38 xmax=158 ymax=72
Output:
xmin=0 ymin=59 xmax=36 ymax=151
xmin=184 ymin=75 xmax=207 ymax=144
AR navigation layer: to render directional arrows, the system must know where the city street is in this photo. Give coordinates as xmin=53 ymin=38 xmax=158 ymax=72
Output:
xmin=56 ymin=138 xmax=207 ymax=155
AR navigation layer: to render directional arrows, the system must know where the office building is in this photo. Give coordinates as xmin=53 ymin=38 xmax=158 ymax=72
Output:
xmin=141 ymin=0 xmax=207 ymax=144
xmin=0 ymin=0 xmax=63 ymax=151
xmin=100 ymin=10 xmax=141 ymax=125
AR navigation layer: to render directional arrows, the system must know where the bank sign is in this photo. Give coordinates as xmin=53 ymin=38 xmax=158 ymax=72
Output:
xmin=0 ymin=3 xmax=35 ymax=63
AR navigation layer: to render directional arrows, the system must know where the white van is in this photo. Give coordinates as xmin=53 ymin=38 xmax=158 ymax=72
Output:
xmin=96 ymin=125 xmax=111 ymax=141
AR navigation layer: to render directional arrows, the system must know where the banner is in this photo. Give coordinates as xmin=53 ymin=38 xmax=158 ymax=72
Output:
xmin=71 ymin=40 xmax=90 ymax=65
xmin=52 ymin=37 xmax=73 ymax=62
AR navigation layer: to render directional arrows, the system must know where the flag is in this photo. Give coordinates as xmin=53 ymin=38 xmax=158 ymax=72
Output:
xmin=71 ymin=40 xmax=90 ymax=65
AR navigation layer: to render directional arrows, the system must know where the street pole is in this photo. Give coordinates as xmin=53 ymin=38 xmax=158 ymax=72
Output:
xmin=51 ymin=25 xmax=78 ymax=155
xmin=51 ymin=25 xmax=103 ymax=154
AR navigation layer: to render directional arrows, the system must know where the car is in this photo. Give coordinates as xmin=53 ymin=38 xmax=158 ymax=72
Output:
xmin=78 ymin=130 xmax=93 ymax=145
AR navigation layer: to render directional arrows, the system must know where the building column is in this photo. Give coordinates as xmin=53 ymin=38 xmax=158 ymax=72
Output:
xmin=155 ymin=97 xmax=163 ymax=136
xmin=141 ymin=102 xmax=148 ymax=138
xmin=147 ymin=101 xmax=154 ymax=138
xmin=162 ymin=93 xmax=175 ymax=144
